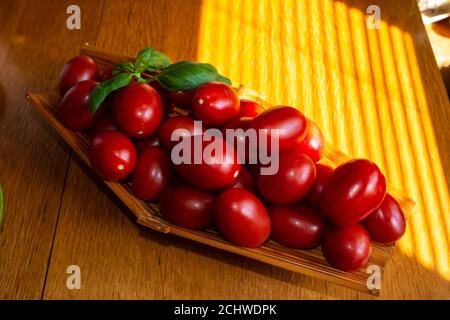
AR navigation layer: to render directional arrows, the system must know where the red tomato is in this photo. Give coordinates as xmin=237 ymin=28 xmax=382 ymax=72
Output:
xmin=60 ymin=80 xmax=103 ymax=131
xmin=89 ymin=131 xmax=137 ymax=181
xmin=159 ymin=185 xmax=215 ymax=229
xmin=321 ymin=224 xmax=372 ymax=271
xmin=239 ymin=99 xmax=264 ymax=118
xmin=59 ymin=55 xmax=100 ymax=96
xmin=158 ymin=116 xmax=204 ymax=150
xmin=91 ymin=112 xmax=118 ymax=137
xmin=113 ymin=83 xmax=163 ymax=138
xmin=294 ymin=120 xmax=324 ymax=162
xmin=257 ymin=152 xmax=316 ymax=205
xmin=269 ymin=205 xmax=325 ymax=249
xmin=320 ymin=159 xmax=386 ymax=226
xmin=150 ymin=80 xmax=171 ymax=114
xmin=222 ymin=117 xmax=253 ymax=163
xmin=305 ymin=163 xmax=334 ymax=210
xmin=131 ymin=147 xmax=175 ymax=201
xmin=169 ymin=89 xmax=195 ymax=109
xmin=231 ymin=166 xmax=255 ymax=192
xmin=101 ymin=67 xmax=114 ymax=81
xmin=362 ymin=194 xmax=406 ymax=244
xmin=214 ymin=188 xmax=271 ymax=247
xmin=192 ymin=82 xmax=240 ymax=127
xmin=134 ymin=136 xmax=161 ymax=153
xmin=250 ymin=106 xmax=307 ymax=153
xmin=174 ymin=135 xmax=241 ymax=191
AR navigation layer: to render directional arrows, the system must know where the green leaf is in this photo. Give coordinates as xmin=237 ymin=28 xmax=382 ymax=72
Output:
xmin=155 ymin=61 xmax=232 ymax=91
xmin=89 ymin=73 xmax=133 ymax=114
xmin=113 ymin=61 xmax=135 ymax=75
xmin=134 ymin=48 xmax=155 ymax=73
xmin=0 ymin=184 xmax=4 ymax=230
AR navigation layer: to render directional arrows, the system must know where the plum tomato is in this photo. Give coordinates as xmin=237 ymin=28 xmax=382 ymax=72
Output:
xmin=174 ymin=135 xmax=241 ymax=191
xmin=305 ymin=163 xmax=334 ymax=210
xmin=131 ymin=147 xmax=175 ymax=201
xmin=319 ymin=159 xmax=386 ymax=226
xmin=169 ymin=89 xmax=195 ymax=109
xmin=222 ymin=116 xmax=253 ymax=163
xmin=113 ymin=83 xmax=163 ymax=138
xmin=158 ymin=116 xmax=204 ymax=150
xmin=159 ymin=185 xmax=215 ymax=229
xmin=294 ymin=119 xmax=324 ymax=162
xmin=321 ymin=224 xmax=372 ymax=271
xmin=192 ymin=82 xmax=240 ymax=127
xmin=231 ymin=166 xmax=255 ymax=192
xmin=269 ymin=205 xmax=325 ymax=249
xmin=59 ymin=55 xmax=100 ymax=96
xmin=60 ymin=80 xmax=103 ymax=131
xmin=362 ymin=194 xmax=406 ymax=244
xmin=239 ymin=99 xmax=264 ymax=118
xmin=250 ymin=106 xmax=307 ymax=153
xmin=257 ymin=152 xmax=316 ymax=205
xmin=89 ymin=131 xmax=137 ymax=181
xmin=134 ymin=136 xmax=161 ymax=153
xmin=150 ymin=80 xmax=171 ymax=114
xmin=91 ymin=112 xmax=118 ymax=137
xmin=214 ymin=188 xmax=271 ymax=247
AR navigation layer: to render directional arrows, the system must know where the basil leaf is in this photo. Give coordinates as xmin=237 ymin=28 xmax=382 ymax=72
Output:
xmin=0 ymin=184 xmax=4 ymax=230
xmin=113 ymin=61 xmax=135 ymax=75
xmin=134 ymin=48 xmax=155 ymax=73
xmin=89 ymin=73 xmax=133 ymax=114
xmin=155 ymin=61 xmax=232 ymax=91
xmin=144 ymin=51 xmax=172 ymax=72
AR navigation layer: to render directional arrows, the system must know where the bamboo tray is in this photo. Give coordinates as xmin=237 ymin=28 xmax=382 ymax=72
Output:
xmin=26 ymin=44 xmax=415 ymax=296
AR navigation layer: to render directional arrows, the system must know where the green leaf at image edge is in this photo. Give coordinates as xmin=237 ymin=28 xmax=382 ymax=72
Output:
xmin=0 ymin=184 xmax=4 ymax=230
xmin=89 ymin=73 xmax=133 ymax=114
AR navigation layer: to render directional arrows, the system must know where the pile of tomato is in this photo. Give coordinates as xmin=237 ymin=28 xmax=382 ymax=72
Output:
xmin=57 ymin=54 xmax=406 ymax=272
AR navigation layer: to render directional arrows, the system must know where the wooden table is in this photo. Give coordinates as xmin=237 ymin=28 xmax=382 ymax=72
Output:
xmin=1 ymin=0 xmax=449 ymax=299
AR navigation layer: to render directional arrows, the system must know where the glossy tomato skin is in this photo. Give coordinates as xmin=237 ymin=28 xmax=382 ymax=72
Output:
xmin=158 ymin=116 xmax=204 ymax=150
xmin=239 ymin=99 xmax=264 ymax=118
xmin=269 ymin=205 xmax=325 ymax=249
xmin=294 ymin=120 xmax=324 ymax=162
xmin=321 ymin=224 xmax=372 ymax=271
xmin=250 ymin=106 xmax=308 ymax=153
xmin=59 ymin=55 xmax=100 ymax=96
xmin=159 ymin=185 xmax=215 ymax=229
xmin=257 ymin=152 xmax=316 ymax=205
xmin=231 ymin=166 xmax=256 ymax=192
xmin=174 ymin=135 xmax=241 ymax=191
xmin=150 ymin=80 xmax=171 ymax=114
xmin=60 ymin=80 xmax=102 ymax=131
xmin=134 ymin=136 xmax=161 ymax=154
xmin=169 ymin=89 xmax=195 ymax=109
xmin=320 ymin=159 xmax=386 ymax=226
xmin=113 ymin=83 xmax=163 ymax=138
xmin=222 ymin=117 xmax=253 ymax=163
xmin=89 ymin=131 xmax=137 ymax=181
xmin=362 ymin=194 xmax=406 ymax=244
xmin=192 ymin=82 xmax=240 ymax=127
xmin=214 ymin=188 xmax=271 ymax=247
xmin=131 ymin=147 xmax=175 ymax=201
xmin=91 ymin=112 xmax=118 ymax=137
xmin=305 ymin=163 xmax=334 ymax=210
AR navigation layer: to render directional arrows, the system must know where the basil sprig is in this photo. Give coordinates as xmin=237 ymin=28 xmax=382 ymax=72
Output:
xmin=89 ymin=47 xmax=232 ymax=114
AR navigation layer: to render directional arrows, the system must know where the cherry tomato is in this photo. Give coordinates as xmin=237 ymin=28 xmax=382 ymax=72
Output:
xmin=231 ymin=166 xmax=255 ymax=192
xmin=131 ymin=147 xmax=175 ymax=201
xmin=362 ymin=194 xmax=406 ymax=244
xmin=59 ymin=55 xmax=100 ymax=96
xmin=257 ymin=152 xmax=316 ymax=205
xmin=214 ymin=188 xmax=271 ymax=247
xmin=239 ymin=99 xmax=264 ymax=118
xmin=101 ymin=67 xmax=114 ymax=81
xmin=269 ymin=205 xmax=325 ymax=249
xmin=150 ymin=80 xmax=171 ymax=114
xmin=134 ymin=136 xmax=161 ymax=153
xmin=169 ymin=89 xmax=195 ymax=109
xmin=320 ymin=159 xmax=386 ymax=226
xmin=60 ymin=80 xmax=103 ymax=131
xmin=192 ymin=82 xmax=240 ymax=127
xmin=321 ymin=224 xmax=372 ymax=271
xmin=158 ymin=116 xmax=204 ymax=150
xmin=250 ymin=106 xmax=307 ymax=153
xmin=89 ymin=131 xmax=137 ymax=181
xmin=222 ymin=117 xmax=253 ymax=163
xmin=159 ymin=185 xmax=215 ymax=229
xmin=294 ymin=120 xmax=324 ymax=162
xmin=91 ymin=112 xmax=118 ymax=137
xmin=305 ymin=163 xmax=334 ymax=210
xmin=174 ymin=135 xmax=241 ymax=191
xmin=113 ymin=83 xmax=163 ymax=138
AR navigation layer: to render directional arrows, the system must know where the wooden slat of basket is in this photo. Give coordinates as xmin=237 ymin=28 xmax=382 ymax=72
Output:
xmin=25 ymin=44 xmax=415 ymax=296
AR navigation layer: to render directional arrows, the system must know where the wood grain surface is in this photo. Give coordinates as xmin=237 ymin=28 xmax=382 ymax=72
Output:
xmin=1 ymin=0 xmax=450 ymax=299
